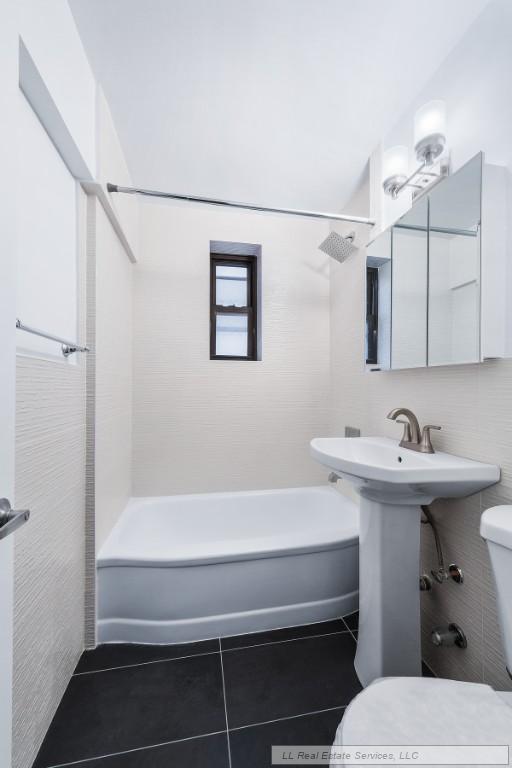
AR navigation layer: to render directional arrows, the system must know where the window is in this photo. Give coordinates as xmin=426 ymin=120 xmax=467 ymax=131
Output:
xmin=210 ymin=254 xmax=258 ymax=360
xmin=366 ymin=266 xmax=379 ymax=365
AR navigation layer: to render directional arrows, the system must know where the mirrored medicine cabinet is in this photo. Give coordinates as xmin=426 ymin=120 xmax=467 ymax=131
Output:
xmin=365 ymin=151 xmax=504 ymax=371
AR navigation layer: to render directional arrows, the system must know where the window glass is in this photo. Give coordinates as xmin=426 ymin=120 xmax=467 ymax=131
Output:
xmin=215 ymin=314 xmax=248 ymax=357
xmin=216 ymin=265 xmax=248 ymax=307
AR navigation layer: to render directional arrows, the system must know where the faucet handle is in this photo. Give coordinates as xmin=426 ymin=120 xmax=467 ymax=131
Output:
xmin=420 ymin=425 xmax=441 ymax=453
xmin=395 ymin=419 xmax=412 ymax=444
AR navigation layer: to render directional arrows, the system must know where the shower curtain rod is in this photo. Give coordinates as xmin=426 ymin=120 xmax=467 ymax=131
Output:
xmin=107 ymin=183 xmax=375 ymax=226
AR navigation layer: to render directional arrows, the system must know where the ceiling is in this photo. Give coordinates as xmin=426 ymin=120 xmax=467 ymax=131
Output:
xmin=69 ymin=0 xmax=490 ymax=212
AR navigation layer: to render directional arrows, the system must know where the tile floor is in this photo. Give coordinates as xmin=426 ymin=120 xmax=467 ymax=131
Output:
xmin=32 ymin=612 xmax=431 ymax=768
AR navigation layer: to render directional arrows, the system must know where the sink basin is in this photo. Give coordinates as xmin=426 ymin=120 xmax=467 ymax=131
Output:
xmin=311 ymin=436 xmax=500 ymax=503
xmin=310 ymin=436 xmax=500 ymax=687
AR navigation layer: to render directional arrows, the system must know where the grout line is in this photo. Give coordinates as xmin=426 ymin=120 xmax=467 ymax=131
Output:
xmin=219 ymin=640 xmax=233 ymax=768
xmin=221 ymin=628 xmax=352 ymax=654
xmin=43 ymin=704 xmax=349 ymax=768
xmin=73 ymin=648 xmax=220 ymax=676
xmin=229 ymin=704 xmax=347 ymax=732
xmin=75 ymin=624 xmax=354 ymax=676
xmin=45 ymin=620 xmax=358 ymax=768
xmin=340 ymin=616 xmax=358 ymax=643
xmin=44 ymin=730 xmax=228 ymax=767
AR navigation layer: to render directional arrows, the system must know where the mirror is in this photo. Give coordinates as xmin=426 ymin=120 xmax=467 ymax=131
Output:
xmin=391 ymin=198 xmax=428 ymax=369
xmin=365 ymin=152 xmax=482 ymax=370
xmin=428 ymin=154 xmax=481 ymax=366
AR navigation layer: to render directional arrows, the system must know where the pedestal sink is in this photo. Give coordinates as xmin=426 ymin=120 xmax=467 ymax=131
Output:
xmin=310 ymin=436 xmax=500 ymax=687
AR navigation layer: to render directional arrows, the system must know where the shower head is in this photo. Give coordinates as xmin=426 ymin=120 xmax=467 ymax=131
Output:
xmin=318 ymin=231 xmax=357 ymax=263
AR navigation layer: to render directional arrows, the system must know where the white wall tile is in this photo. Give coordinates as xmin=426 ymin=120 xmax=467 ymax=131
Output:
xmin=13 ymin=189 xmax=88 ymax=768
xmin=132 ymin=202 xmax=331 ymax=495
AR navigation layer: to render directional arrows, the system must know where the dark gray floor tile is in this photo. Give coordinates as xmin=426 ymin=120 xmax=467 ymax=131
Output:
xmin=230 ymin=708 xmax=344 ymax=768
xmin=64 ymin=733 xmax=230 ymax=768
xmin=223 ymin=632 xmax=361 ymax=728
xmin=75 ymin=638 xmax=219 ymax=674
xmin=221 ymin=620 xmax=347 ymax=651
xmin=342 ymin=611 xmax=359 ymax=632
xmin=33 ymin=654 xmax=226 ymax=767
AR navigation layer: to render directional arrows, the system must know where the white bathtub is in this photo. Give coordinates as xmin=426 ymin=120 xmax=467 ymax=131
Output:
xmin=97 ymin=485 xmax=359 ymax=644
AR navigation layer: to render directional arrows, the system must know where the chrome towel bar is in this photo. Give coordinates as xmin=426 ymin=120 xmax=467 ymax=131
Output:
xmin=16 ymin=318 xmax=89 ymax=357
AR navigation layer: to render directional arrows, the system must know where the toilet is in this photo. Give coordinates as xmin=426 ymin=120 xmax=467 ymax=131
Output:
xmin=332 ymin=505 xmax=512 ymax=757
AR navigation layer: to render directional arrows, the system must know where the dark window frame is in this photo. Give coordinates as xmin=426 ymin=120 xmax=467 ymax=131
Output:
xmin=366 ymin=266 xmax=379 ymax=365
xmin=210 ymin=253 xmax=258 ymax=361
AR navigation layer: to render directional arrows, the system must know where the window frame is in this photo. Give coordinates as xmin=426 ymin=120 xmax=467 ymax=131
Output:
xmin=210 ymin=253 xmax=258 ymax=361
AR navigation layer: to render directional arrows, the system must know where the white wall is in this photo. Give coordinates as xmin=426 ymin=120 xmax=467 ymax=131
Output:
xmin=330 ymin=0 xmax=512 ymax=683
xmin=17 ymin=91 xmax=79 ymax=359
xmin=12 ymin=5 xmax=95 ymax=765
xmin=11 ymin=2 xmax=137 ymax=764
xmin=84 ymin=197 xmax=134 ymax=648
xmin=132 ymin=202 xmax=330 ymax=495
xmin=96 ymin=87 xmax=139 ymax=256
xmin=13 ymin=187 xmax=88 ymax=768
xmin=19 ymin=0 xmax=96 ymax=175
xmin=0 ymin=4 xmax=19 ymax=766
xmin=93 ymin=202 xmax=133 ymax=552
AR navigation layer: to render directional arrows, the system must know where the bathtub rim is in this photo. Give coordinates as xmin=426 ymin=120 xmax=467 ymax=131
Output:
xmin=97 ymin=485 xmax=359 ymax=569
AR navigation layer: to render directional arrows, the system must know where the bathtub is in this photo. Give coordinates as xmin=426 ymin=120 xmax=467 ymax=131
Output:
xmin=97 ymin=485 xmax=359 ymax=644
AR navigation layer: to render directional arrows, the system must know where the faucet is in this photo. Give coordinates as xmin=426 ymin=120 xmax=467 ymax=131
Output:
xmin=387 ymin=407 xmax=441 ymax=454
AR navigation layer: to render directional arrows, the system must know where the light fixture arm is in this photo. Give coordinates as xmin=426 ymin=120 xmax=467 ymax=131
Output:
xmin=385 ymin=156 xmax=449 ymax=199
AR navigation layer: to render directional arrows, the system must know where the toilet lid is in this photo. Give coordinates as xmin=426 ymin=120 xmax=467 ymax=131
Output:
xmin=334 ymin=677 xmax=512 ymax=751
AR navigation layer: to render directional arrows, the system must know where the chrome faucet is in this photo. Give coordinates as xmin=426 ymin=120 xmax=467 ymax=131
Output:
xmin=387 ymin=408 xmax=441 ymax=454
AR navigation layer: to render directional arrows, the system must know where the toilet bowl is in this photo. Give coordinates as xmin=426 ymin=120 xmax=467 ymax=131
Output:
xmin=332 ymin=505 xmax=512 ymax=760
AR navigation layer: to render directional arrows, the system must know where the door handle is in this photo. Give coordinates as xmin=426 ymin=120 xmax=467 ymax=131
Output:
xmin=0 ymin=498 xmax=30 ymax=541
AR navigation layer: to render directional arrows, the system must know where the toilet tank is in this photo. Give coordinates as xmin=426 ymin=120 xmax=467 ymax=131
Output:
xmin=481 ymin=506 xmax=512 ymax=676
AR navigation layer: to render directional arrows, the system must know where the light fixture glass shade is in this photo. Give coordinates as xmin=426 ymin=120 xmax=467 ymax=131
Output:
xmin=414 ymin=100 xmax=446 ymax=163
xmin=382 ymin=145 xmax=409 ymax=180
xmin=382 ymin=145 xmax=409 ymax=196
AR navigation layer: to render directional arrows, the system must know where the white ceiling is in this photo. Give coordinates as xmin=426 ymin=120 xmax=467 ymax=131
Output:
xmin=69 ymin=0 xmax=490 ymax=211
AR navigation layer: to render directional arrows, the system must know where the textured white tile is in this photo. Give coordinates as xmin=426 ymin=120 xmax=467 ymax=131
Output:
xmin=13 ymin=192 xmax=88 ymax=768
xmin=85 ymin=198 xmax=133 ymax=648
xmin=132 ymin=203 xmax=331 ymax=495
xmin=93 ymin=203 xmax=133 ymax=550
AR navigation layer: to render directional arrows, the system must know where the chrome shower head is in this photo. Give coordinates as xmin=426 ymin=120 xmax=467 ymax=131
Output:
xmin=318 ymin=231 xmax=357 ymax=263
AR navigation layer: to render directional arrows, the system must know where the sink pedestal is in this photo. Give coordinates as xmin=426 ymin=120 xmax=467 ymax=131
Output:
xmin=310 ymin=436 xmax=500 ymax=687
xmin=355 ymin=497 xmax=422 ymax=687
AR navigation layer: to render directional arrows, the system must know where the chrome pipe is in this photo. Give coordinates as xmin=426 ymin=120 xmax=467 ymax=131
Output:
xmin=16 ymin=318 xmax=89 ymax=357
xmin=107 ymin=183 xmax=375 ymax=226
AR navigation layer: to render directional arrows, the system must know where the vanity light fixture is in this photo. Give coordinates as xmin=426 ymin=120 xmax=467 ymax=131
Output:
xmin=382 ymin=145 xmax=409 ymax=198
xmin=414 ymin=99 xmax=446 ymax=165
xmin=383 ymin=100 xmax=448 ymax=199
